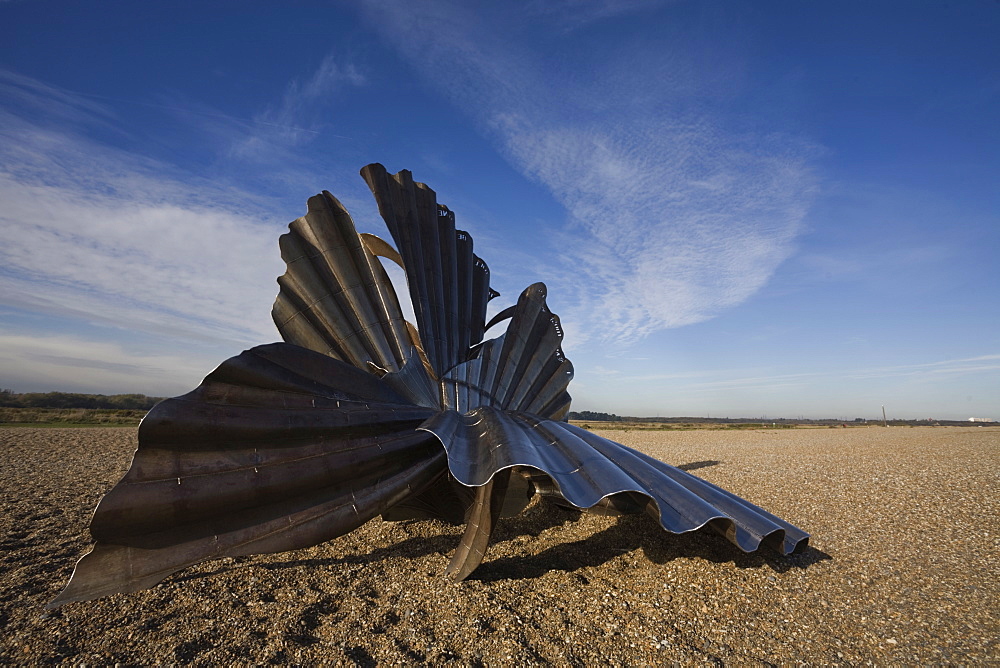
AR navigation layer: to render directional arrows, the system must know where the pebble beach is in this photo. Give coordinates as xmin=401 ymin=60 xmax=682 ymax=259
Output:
xmin=1 ymin=425 xmax=997 ymax=665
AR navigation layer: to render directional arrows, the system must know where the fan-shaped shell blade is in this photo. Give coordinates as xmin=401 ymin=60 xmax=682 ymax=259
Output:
xmin=361 ymin=163 xmax=494 ymax=377
xmin=272 ymin=190 xmax=419 ymax=377
xmin=419 ymin=407 xmax=809 ymax=556
xmin=50 ymin=343 xmax=445 ymax=607
xmin=442 ymin=283 xmax=573 ymax=419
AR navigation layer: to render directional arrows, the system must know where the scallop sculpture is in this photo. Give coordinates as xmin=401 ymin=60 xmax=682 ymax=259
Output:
xmin=52 ymin=164 xmax=809 ymax=606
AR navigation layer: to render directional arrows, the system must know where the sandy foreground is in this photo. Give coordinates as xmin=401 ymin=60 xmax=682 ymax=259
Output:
xmin=1 ymin=425 xmax=997 ymax=665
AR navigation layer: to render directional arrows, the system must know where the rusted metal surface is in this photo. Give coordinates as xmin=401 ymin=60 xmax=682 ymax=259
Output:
xmin=53 ymin=163 xmax=808 ymax=606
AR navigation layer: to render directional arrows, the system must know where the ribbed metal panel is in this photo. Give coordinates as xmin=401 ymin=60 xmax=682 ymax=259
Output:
xmin=441 ymin=283 xmax=572 ymax=418
xmin=51 ymin=344 xmax=445 ymax=606
xmin=419 ymin=407 xmax=808 ymax=556
xmin=272 ymin=191 xmax=416 ymax=375
xmin=361 ymin=163 xmax=495 ymax=378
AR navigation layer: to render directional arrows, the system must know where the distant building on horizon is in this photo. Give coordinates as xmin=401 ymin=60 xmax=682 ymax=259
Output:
xmin=968 ymin=417 xmax=995 ymax=423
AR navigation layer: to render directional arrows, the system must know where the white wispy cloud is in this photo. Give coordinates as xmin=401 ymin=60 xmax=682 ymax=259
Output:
xmin=0 ymin=69 xmax=115 ymax=129
xmin=524 ymin=0 xmax=669 ymax=31
xmin=359 ymin=1 xmax=817 ymax=345
xmin=0 ymin=70 xmax=285 ymax=352
xmin=0 ymin=55 xmax=401 ymax=394
xmin=620 ymin=354 xmax=1000 ymax=392
xmin=228 ymin=53 xmax=365 ymax=163
xmin=0 ymin=332 xmax=218 ymax=395
xmin=849 ymin=354 xmax=1000 ymax=379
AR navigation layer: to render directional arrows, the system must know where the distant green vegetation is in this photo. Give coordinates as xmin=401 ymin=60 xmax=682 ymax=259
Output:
xmin=0 ymin=390 xmax=164 ymax=427
xmin=567 ymin=411 xmax=624 ymax=422
xmin=2 ymin=391 xmax=986 ymax=429
xmin=570 ymin=420 xmax=799 ymax=431
xmin=0 ymin=389 xmax=163 ymax=410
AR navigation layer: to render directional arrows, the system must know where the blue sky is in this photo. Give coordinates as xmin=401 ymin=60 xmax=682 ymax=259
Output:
xmin=1 ymin=1 xmax=997 ymax=420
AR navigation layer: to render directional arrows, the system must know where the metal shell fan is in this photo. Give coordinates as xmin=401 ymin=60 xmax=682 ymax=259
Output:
xmin=52 ymin=164 xmax=808 ymax=606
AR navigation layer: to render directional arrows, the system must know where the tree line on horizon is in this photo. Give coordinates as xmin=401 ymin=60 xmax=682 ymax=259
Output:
xmin=0 ymin=389 xmax=164 ymax=410
xmin=2 ymin=391 xmax=983 ymax=426
xmin=567 ymin=411 xmax=624 ymax=422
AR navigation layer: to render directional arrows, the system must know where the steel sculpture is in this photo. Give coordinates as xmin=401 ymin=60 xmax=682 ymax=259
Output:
xmin=51 ymin=164 xmax=808 ymax=606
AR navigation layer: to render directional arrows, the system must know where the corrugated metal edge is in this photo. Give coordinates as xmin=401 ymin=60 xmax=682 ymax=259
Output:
xmin=418 ymin=407 xmax=809 ymax=556
xmin=441 ymin=283 xmax=573 ymax=419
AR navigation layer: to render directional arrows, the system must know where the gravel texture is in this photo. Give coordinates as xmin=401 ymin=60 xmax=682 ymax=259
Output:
xmin=1 ymin=425 xmax=997 ymax=665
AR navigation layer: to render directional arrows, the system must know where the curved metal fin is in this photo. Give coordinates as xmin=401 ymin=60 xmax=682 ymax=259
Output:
xmin=360 ymin=163 xmax=493 ymax=377
xmin=444 ymin=468 xmax=511 ymax=582
xmin=484 ymin=304 xmax=516 ymax=333
xmin=360 ymin=232 xmax=405 ymax=269
xmin=272 ymin=191 xmax=417 ymax=376
xmin=404 ymin=320 xmax=436 ymax=382
xmin=50 ymin=343 xmax=446 ymax=607
xmin=419 ymin=407 xmax=809 ymax=557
